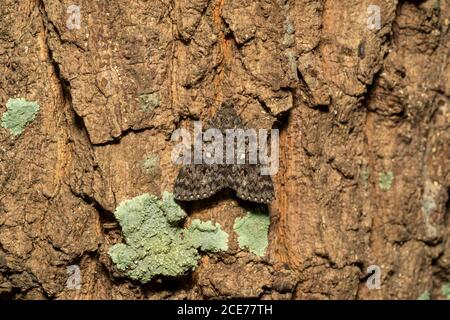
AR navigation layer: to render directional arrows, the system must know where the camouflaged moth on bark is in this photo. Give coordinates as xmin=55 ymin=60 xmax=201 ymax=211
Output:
xmin=173 ymin=101 xmax=275 ymax=204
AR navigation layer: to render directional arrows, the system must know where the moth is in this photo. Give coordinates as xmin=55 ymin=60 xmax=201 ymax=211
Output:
xmin=173 ymin=101 xmax=275 ymax=204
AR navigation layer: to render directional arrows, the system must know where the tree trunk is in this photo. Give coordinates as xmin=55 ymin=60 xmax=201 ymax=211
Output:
xmin=0 ymin=0 xmax=449 ymax=300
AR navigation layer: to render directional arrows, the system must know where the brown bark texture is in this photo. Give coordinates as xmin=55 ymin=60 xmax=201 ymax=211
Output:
xmin=0 ymin=0 xmax=449 ymax=300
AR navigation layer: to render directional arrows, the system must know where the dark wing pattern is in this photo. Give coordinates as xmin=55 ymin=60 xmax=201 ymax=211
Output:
xmin=228 ymin=164 xmax=275 ymax=204
xmin=173 ymin=164 xmax=225 ymax=201
xmin=173 ymin=100 xmax=275 ymax=204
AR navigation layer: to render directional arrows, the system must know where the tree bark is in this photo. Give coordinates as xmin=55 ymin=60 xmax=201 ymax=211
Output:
xmin=0 ymin=0 xmax=449 ymax=299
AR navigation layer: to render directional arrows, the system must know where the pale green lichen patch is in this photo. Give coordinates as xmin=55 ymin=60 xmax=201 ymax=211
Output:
xmin=233 ymin=209 xmax=270 ymax=257
xmin=441 ymin=283 xmax=450 ymax=299
xmin=1 ymin=98 xmax=40 ymax=136
xmin=282 ymin=19 xmax=295 ymax=47
xmin=422 ymin=198 xmax=437 ymax=215
xmin=418 ymin=290 xmax=430 ymax=300
xmin=379 ymin=171 xmax=394 ymax=191
xmin=109 ymin=192 xmax=228 ymax=283
xmin=139 ymin=92 xmax=160 ymax=112
xmin=361 ymin=166 xmax=371 ymax=184
xmin=434 ymin=0 xmax=440 ymax=10
xmin=284 ymin=20 xmax=294 ymax=35
xmin=187 ymin=219 xmax=228 ymax=252
xmin=142 ymin=153 xmax=159 ymax=174
xmin=421 ymin=180 xmax=439 ymax=215
xmin=285 ymin=51 xmax=298 ymax=81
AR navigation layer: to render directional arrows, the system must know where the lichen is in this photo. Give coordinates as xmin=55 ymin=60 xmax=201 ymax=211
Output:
xmin=186 ymin=219 xmax=228 ymax=252
xmin=284 ymin=20 xmax=294 ymax=35
xmin=233 ymin=209 xmax=270 ymax=257
xmin=379 ymin=171 xmax=394 ymax=191
xmin=418 ymin=290 xmax=430 ymax=300
xmin=142 ymin=153 xmax=159 ymax=174
xmin=1 ymin=98 xmax=40 ymax=136
xmin=285 ymin=50 xmax=299 ymax=81
xmin=361 ymin=166 xmax=371 ymax=184
xmin=420 ymin=180 xmax=440 ymax=238
xmin=441 ymin=283 xmax=450 ymax=299
xmin=282 ymin=20 xmax=294 ymax=46
xmin=434 ymin=0 xmax=440 ymax=10
xmin=139 ymin=92 xmax=160 ymax=112
xmin=422 ymin=198 xmax=437 ymax=215
xmin=108 ymin=192 xmax=228 ymax=283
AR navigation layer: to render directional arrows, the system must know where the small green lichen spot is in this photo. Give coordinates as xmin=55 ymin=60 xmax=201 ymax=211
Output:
xmin=361 ymin=166 xmax=371 ymax=183
xmin=441 ymin=283 xmax=450 ymax=299
xmin=139 ymin=92 xmax=160 ymax=112
xmin=233 ymin=209 xmax=270 ymax=257
xmin=286 ymin=51 xmax=298 ymax=81
xmin=1 ymin=98 xmax=40 ymax=136
xmin=418 ymin=291 xmax=430 ymax=300
xmin=284 ymin=20 xmax=294 ymax=35
xmin=422 ymin=198 xmax=437 ymax=215
xmin=142 ymin=154 xmax=159 ymax=174
xmin=379 ymin=171 xmax=394 ymax=191
xmin=109 ymin=192 xmax=228 ymax=283
xmin=434 ymin=0 xmax=440 ymax=10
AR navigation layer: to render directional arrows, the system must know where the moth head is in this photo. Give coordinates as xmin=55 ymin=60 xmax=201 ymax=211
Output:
xmin=214 ymin=100 xmax=243 ymax=129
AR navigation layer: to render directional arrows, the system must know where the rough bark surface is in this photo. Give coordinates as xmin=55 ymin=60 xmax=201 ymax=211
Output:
xmin=0 ymin=0 xmax=449 ymax=299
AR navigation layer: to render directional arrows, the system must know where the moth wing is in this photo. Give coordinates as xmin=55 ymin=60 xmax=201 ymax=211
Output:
xmin=173 ymin=164 xmax=225 ymax=201
xmin=228 ymin=164 xmax=275 ymax=204
xmin=209 ymin=101 xmax=246 ymax=131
